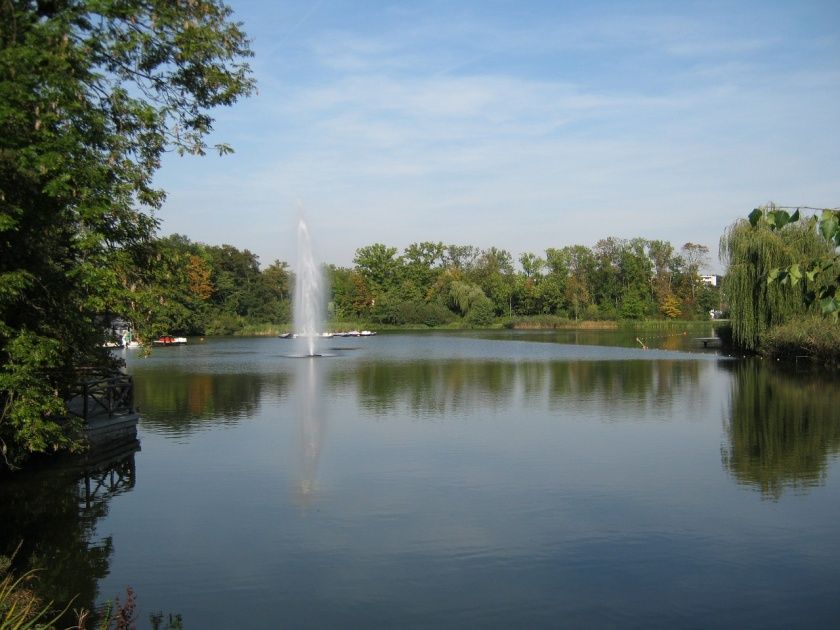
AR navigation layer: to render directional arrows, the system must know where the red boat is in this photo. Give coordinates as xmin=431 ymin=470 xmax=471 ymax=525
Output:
xmin=152 ymin=335 xmax=187 ymax=346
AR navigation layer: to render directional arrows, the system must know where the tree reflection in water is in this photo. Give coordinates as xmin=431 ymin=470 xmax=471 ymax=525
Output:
xmin=0 ymin=442 xmax=139 ymax=625
xmin=334 ymin=359 xmax=703 ymax=418
xmin=722 ymin=361 xmax=840 ymax=499
xmin=131 ymin=369 xmax=290 ymax=434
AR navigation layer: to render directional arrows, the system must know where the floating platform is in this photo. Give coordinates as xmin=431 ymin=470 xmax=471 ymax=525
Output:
xmin=84 ymin=412 xmax=139 ymax=447
xmin=695 ymin=337 xmax=722 ymax=348
xmin=279 ymin=330 xmax=377 ymax=339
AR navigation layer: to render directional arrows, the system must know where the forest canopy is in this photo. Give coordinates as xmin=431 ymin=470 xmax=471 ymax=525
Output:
xmin=124 ymin=235 xmax=718 ymax=335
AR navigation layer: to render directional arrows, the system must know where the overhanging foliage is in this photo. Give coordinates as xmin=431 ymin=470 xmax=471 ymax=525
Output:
xmin=0 ymin=0 xmax=254 ymax=468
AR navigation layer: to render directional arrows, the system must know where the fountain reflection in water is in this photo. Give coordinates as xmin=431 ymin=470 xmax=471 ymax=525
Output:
xmin=293 ymin=218 xmax=326 ymax=357
xmin=297 ymin=358 xmax=324 ymax=503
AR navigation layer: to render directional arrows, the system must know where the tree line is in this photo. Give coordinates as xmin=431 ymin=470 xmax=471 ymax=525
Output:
xmin=137 ymin=235 xmax=720 ymax=336
xmin=121 ymin=234 xmax=293 ymax=337
xmin=332 ymin=239 xmax=717 ymax=325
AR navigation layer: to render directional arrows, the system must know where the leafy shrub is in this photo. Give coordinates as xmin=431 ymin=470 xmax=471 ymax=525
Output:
xmin=466 ymin=297 xmax=496 ymax=326
xmin=761 ymin=316 xmax=840 ymax=366
xmin=205 ymin=313 xmax=246 ymax=335
xmin=620 ymin=292 xmax=647 ymax=320
xmin=417 ymin=303 xmax=456 ymax=327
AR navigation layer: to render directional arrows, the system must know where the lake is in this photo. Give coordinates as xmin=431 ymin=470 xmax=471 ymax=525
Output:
xmin=2 ymin=331 xmax=840 ymax=628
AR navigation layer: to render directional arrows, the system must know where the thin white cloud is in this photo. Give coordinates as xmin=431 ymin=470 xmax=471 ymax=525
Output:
xmin=155 ymin=1 xmax=840 ymax=271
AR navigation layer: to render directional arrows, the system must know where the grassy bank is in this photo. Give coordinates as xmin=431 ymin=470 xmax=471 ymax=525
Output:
xmin=504 ymin=315 xmax=618 ymax=330
xmin=505 ymin=315 xmax=723 ymax=332
xmin=233 ymin=317 xmax=726 ymax=337
xmin=761 ymin=316 xmax=840 ymax=366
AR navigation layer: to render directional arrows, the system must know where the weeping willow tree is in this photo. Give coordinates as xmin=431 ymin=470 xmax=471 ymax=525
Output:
xmin=449 ymin=281 xmax=495 ymax=325
xmin=720 ymin=206 xmax=831 ymax=351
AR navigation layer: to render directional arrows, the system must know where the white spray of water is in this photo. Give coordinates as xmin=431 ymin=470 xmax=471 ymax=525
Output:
xmin=293 ymin=218 xmax=326 ymax=357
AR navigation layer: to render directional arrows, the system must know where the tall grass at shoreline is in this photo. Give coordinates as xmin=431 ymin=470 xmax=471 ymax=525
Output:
xmin=761 ymin=316 xmax=840 ymax=366
xmin=233 ymin=318 xmax=726 ymax=337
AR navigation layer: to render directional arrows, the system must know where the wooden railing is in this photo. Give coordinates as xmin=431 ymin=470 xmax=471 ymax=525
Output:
xmin=67 ymin=373 xmax=135 ymax=421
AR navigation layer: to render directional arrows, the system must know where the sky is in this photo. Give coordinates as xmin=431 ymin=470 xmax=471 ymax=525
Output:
xmin=153 ymin=0 xmax=840 ymax=272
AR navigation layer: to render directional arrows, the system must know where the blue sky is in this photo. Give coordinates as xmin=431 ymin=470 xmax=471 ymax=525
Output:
xmin=153 ymin=0 xmax=840 ymax=272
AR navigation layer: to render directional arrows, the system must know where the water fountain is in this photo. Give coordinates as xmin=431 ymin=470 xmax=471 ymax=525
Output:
xmin=293 ymin=218 xmax=326 ymax=357
xmin=290 ymin=218 xmax=328 ymax=501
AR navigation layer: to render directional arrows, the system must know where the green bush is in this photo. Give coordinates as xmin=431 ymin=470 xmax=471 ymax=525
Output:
xmin=417 ymin=302 xmax=457 ymax=327
xmin=761 ymin=316 xmax=840 ymax=366
xmin=620 ymin=291 xmax=648 ymax=320
xmin=205 ymin=313 xmax=246 ymax=336
xmin=465 ymin=297 xmax=496 ymax=326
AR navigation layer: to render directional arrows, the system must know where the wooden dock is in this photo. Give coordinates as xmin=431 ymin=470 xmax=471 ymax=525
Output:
xmin=66 ymin=373 xmax=139 ymax=447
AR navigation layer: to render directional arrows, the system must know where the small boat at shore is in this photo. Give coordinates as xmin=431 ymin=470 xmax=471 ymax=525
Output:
xmin=103 ymin=339 xmax=142 ymax=349
xmin=152 ymin=336 xmax=187 ymax=346
xmin=279 ymin=330 xmax=376 ymax=338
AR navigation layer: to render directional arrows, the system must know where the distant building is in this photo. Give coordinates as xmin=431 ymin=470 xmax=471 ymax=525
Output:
xmin=700 ymin=274 xmax=721 ymax=287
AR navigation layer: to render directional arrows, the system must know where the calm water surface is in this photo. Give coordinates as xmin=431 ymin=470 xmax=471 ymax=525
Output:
xmin=3 ymin=331 xmax=840 ymax=628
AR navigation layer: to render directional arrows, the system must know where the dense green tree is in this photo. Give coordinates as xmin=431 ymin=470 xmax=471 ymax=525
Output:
xmin=519 ymin=252 xmax=544 ymax=279
xmin=114 ymin=234 xmax=212 ymax=337
xmin=648 ymin=240 xmax=674 ymax=295
xmin=255 ymin=260 xmax=292 ymax=323
xmin=619 ymin=238 xmax=655 ymax=316
xmin=449 ymin=281 xmax=495 ymax=326
xmin=206 ymin=245 xmax=262 ymax=318
xmin=560 ymin=245 xmax=595 ymax=320
xmin=748 ymin=206 xmax=840 ymax=317
xmin=327 ymin=265 xmax=370 ymax=319
xmin=402 ymin=241 xmax=446 ymax=300
xmin=721 ymin=210 xmax=830 ymax=350
xmin=620 ymin=290 xmax=647 ymax=320
xmin=353 ymin=243 xmax=401 ymax=298
xmin=470 ymin=247 xmax=515 ymax=316
xmin=592 ymin=238 xmax=624 ymax=314
xmin=534 ymin=248 xmax=569 ymax=315
xmin=443 ymin=244 xmax=479 ymax=271
xmin=535 ymin=274 xmax=565 ymax=315
xmin=0 ymin=0 xmax=254 ymax=467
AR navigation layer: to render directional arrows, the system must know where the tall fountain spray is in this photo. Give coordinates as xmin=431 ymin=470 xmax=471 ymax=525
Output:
xmin=294 ymin=218 xmax=326 ymax=357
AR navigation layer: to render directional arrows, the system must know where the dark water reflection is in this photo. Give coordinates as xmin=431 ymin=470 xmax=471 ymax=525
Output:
xmin=0 ymin=443 xmax=139 ymax=625
xmin=2 ymin=334 xmax=839 ymax=628
xmin=722 ymin=361 xmax=840 ymax=499
xmin=132 ymin=369 xmax=289 ymax=435
xmin=337 ymin=359 xmax=706 ymax=418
